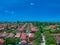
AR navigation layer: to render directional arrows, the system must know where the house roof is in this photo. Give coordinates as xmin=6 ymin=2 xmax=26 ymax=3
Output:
xmin=30 ymin=26 xmax=37 ymax=32
xmin=15 ymin=33 xmax=21 ymax=37
xmin=51 ymin=34 xmax=60 ymax=41
xmin=0 ymin=34 xmax=2 ymax=37
xmin=51 ymin=34 xmax=60 ymax=36
xmin=21 ymin=40 xmax=26 ymax=44
xmin=28 ymin=33 xmax=34 ymax=37
xmin=17 ymin=23 xmax=27 ymax=31
xmin=0 ymin=39 xmax=4 ymax=43
xmin=21 ymin=33 xmax=27 ymax=39
xmin=7 ymin=33 xmax=14 ymax=38
xmin=50 ymin=25 xmax=56 ymax=29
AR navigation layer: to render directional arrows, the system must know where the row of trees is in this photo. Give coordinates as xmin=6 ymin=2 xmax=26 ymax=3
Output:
xmin=46 ymin=36 xmax=57 ymax=45
xmin=3 ymin=37 xmax=20 ymax=45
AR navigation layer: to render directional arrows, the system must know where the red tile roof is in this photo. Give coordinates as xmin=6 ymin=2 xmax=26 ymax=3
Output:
xmin=30 ymin=25 xmax=37 ymax=32
xmin=0 ymin=39 xmax=4 ymax=43
xmin=18 ymin=23 xmax=27 ymax=31
xmin=21 ymin=40 xmax=26 ymax=44
xmin=50 ymin=25 xmax=56 ymax=29
xmin=15 ymin=33 xmax=21 ymax=37
xmin=7 ymin=33 xmax=14 ymax=38
xmin=0 ymin=34 xmax=2 ymax=37
xmin=21 ymin=33 xmax=27 ymax=40
xmin=28 ymin=33 xmax=34 ymax=37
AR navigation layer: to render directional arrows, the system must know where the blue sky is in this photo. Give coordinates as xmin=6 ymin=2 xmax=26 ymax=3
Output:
xmin=0 ymin=0 xmax=60 ymax=22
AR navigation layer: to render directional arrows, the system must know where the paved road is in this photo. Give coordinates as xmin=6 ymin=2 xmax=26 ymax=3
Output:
xmin=26 ymin=23 xmax=32 ymax=45
xmin=41 ymin=34 xmax=45 ymax=45
xmin=26 ymin=23 xmax=30 ymax=33
xmin=28 ymin=42 xmax=32 ymax=45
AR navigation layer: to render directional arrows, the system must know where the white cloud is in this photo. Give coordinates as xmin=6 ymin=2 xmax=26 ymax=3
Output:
xmin=30 ymin=3 xmax=35 ymax=6
xmin=4 ymin=10 xmax=14 ymax=14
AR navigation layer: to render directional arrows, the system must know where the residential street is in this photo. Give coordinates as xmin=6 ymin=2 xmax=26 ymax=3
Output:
xmin=41 ymin=34 xmax=45 ymax=45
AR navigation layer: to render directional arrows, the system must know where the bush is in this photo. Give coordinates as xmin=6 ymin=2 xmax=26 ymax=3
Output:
xmin=46 ymin=36 xmax=56 ymax=45
xmin=49 ymin=29 xmax=60 ymax=33
xmin=14 ymin=37 xmax=21 ymax=44
xmin=33 ymin=32 xmax=41 ymax=45
xmin=7 ymin=30 xmax=13 ymax=33
xmin=0 ymin=30 xmax=3 ymax=32
xmin=4 ymin=37 xmax=15 ymax=44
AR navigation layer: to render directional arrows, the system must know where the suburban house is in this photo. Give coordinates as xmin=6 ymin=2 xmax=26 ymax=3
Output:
xmin=51 ymin=34 xmax=60 ymax=45
xmin=50 ymin=25 xmax=56 ymax=29
xmin=7 ymin=33 xmax=14 ymax=38
xmin=0 ymin=34 xmax=2 ymax=38
xmin=0 ymin=39 xmax=4 ymax=44
xmin=21 ymin=40 xmax=27 ymax=44
xmin=0 ymin=26 xmax=5 ymax=30
xmin=27 ymin=33 xmax=34 ymax=42
xmin=2 ymin=31 xmax=7 ymax=38
xmin=20 ymin=33 xmax=27 ymax=40
xmin=15 ymin=32 xmax=21 ymax=37
xmin=8 ymin=23 xmax=17 ymax=29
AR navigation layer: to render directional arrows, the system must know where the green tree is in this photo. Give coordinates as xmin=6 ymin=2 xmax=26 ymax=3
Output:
xmin=46 ymin=36 xmax=56 ymax=45
xmin=14 ymin=37 xmax=21 ymax=44
xmin=4 ymin=37 xmax=15 ymax=45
